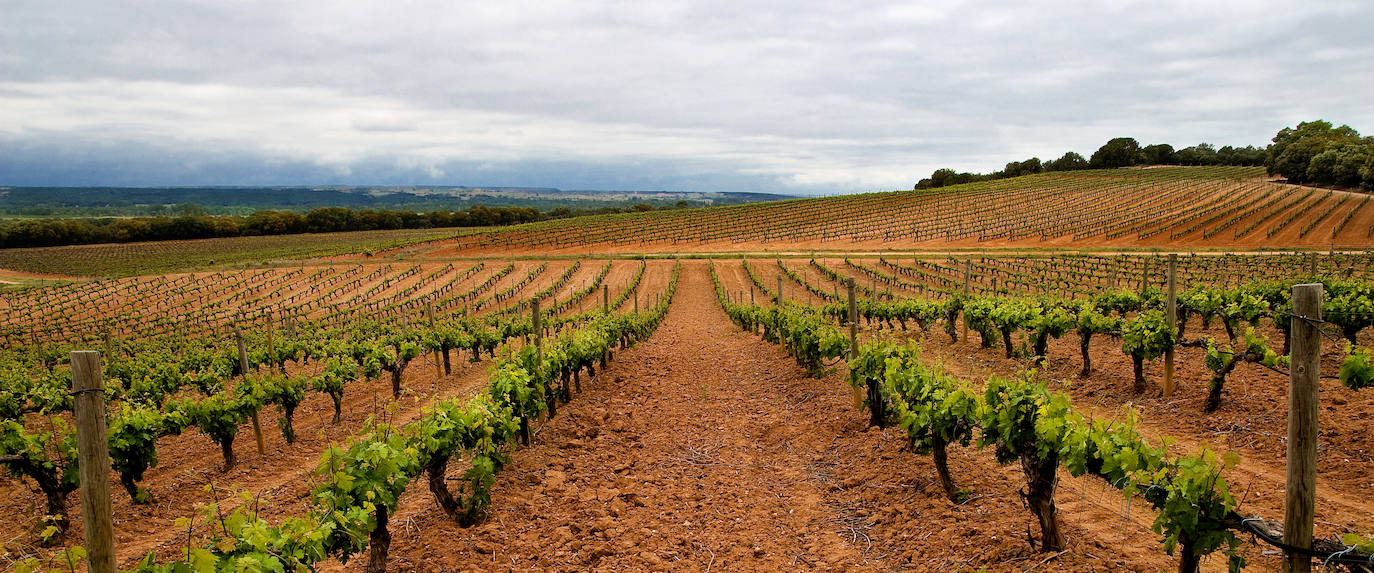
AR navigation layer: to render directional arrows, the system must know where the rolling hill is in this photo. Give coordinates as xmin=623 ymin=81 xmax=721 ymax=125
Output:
xmin=422 ymin=166 xmax=1374 ymax=255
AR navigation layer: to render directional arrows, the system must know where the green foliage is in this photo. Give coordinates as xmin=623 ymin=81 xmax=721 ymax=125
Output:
xmin=977 ymin=373 xmax=1068 ymax=462
xmin=487 ymin=361 xmax=545 ymax=421
xmin=238 ymin=373 xmax=309 ymax=442
xmin=883 ymin=344 xmax=979 ymax=454
xmin=962 ymin=297 xmax=999 ymax=348
xmin=0 ymin=418 xmax=79 ymax=498
xmin=1266 ymin=120 xmax=1369 ymax=188
xmin=1090 ymin=137 xmax=1143 ymax=169
xmin=1093 ymin=289 xmax=1144 ymax=316
xmin=1057 ymin=408 xmax=1167 ymax=490
xmin=108 ymin=403 xmax=188 ymax=503
xmin=312 ymin=426 xmax=419 ymax=565
xmin=129 ymin=489 xmax=334 ymax=573
xmin=1137 ymin=448 xmax=1245 ymax=573
xmin=172 ymin=392 xmax=248 ymax=468
xmin=1339 ymin=342 xmax=1374 ymax=390
xmin=1121 ymin=310 xmax=1175 ymax=361
xmin=1341 ymin=533 xmax=1374 ymax=554
xmin=1075 ymin=306 xmax=1119 ymax=336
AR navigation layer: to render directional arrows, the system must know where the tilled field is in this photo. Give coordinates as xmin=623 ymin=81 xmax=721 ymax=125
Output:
xmin=2 ymin=261 xmax=1370 ymax=572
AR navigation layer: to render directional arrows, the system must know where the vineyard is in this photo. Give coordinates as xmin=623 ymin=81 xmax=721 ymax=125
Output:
xmin=412 ymin=167 xmax=1374 ymax=255
xmin=0 ymin=228 xmax=466 ymax=278
xmin=3 ymin=169 xmax=1374 ymax=572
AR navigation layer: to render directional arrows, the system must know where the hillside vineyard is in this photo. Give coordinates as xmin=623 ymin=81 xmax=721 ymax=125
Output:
xmin=2 ymin=169 xmax=1374 ymax=572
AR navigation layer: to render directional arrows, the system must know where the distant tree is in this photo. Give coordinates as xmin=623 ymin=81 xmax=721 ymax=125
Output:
xmin=209 ymin=216 xmax=239 ymax=237
xmin=632 ymin=203 xmax=654 ymax=212
xmin=467 ymin=205 xmax=496 ymax=226
xmin=1175 ymin=143 xmax=1219 ymax=166
xmin=1003 ymin=158 xmax=1043 ymax=178
xmin=1141 ymin=144 xmax=1176 ymax=165
xmin=1089 ymin=137 xmax=1143 ymax=169
xmin=1046 ymin=151 xmax=1089 ymax=172
xmin=306 ymin=207 xmax=352 ymax=233
xmin=1265 ymin=120 xmax=1362 ymax=178
xmin=1308 ymin=142 xmax=1374 ymax=187
xmin=1215 ymin=145 xmax=1265 ymax=166
xmin=928 ymin=168 xmax=959 ymax=188
xmin=1274 ymin=137 xmax=1334 ymax=184
xmin=175 ymin=203 xmax=207 ymax=217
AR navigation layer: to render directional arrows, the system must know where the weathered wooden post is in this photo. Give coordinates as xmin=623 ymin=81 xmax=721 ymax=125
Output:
xmin=71 ymin=351 xmax=116 ymax=573
xmin=1163 ymin=254 xmax=1178 ymax=396
xmin=603 ymin=284 xmax=609 ymax=314
xmin=235 ymin=328 xmax=266 ymax=455
xmin=427 ymin=300 xmax=441 ymax=377
xmin=266 ymin=311 xmax=285 ymax=375
xmin=848 ymin=279 xmax=863 ymax=409
xmin=533 ymin=298 xmax=543 ymax=370
xmin=847 ymin=280 xmax=859 ymax=361
xmin=962 ymin=259 xmax=972 ymax=341
xmin=1307 ymin=252 xmax=1318 ymax=277
xmin=518 ymin=298 xmax=541 ymax=444
xmin=1284 ymin=283 xmax=1321 ymax=573
xmin=777 ymin=275 xmax=784 ymax=304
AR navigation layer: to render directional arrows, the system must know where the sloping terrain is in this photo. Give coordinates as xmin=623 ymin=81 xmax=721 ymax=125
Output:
xmin=421 ymin=167 xmax=1374 ymax=255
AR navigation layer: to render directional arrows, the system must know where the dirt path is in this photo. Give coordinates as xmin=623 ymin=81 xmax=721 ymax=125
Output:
xmin=384 ymin=260 xmax=874 ymax=571
xmin=380 ymin=261 xmax=1180 ymax=572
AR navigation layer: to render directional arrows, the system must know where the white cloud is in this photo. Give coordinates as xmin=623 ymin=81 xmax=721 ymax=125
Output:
xmin=1 ymin=0 xmax=1372 ymax=192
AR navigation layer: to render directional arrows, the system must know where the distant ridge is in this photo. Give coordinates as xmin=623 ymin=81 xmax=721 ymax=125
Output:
xmin=428 ymin=166 xmax=1374 ymax=254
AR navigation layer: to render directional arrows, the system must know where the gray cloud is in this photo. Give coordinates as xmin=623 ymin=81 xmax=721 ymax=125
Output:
xmin=2 ymin=0 xmax=1372 ymax=194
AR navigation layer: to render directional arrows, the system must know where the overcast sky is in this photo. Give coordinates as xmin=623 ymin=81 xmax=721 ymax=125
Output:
xmin=2 ymin=1 xmax=1371 ymax=194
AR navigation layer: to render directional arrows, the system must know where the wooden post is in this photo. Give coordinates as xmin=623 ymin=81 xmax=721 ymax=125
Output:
xmin=750 ymin=286 xmax=755 ymax=304
xmin=777 ymin=275 xmax=784 ymax=304
xmin=427 ymin=301 xmax=441 ymax=377
xmin=603 ymin=284 xmax=609 ymax=314
xmin=847 ymin=280 xmax=858 ymax=359
xmin=962 ymin=260 xmax=971 ymax=341
xmin=1284 ymin=283 xmax=1321 ymax=573
xmin=848 ymin=280 xmax=863 ymax=409
xmin=235 ymin=328 xmax=266 ymax=455
xmin=532 ymin=298 xmax=543 ymax=369
xmin=71 ymin=351 xmax=116 ymax=573
xmin=266 ymin=311 xmax=283 ymax=375
xmin=1163 ymin=254 xmax=1178 ymax=396
xmin=1307 ymin=252 xmax=1318 ymax=277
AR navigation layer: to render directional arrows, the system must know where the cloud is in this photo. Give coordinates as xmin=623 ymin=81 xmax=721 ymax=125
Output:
xmin=1 ymin=0 xmax=1372 ymax=193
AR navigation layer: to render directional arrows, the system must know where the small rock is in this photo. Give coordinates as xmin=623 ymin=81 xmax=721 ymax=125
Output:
xmin=639 ymin=551 xmax=663 ymax=567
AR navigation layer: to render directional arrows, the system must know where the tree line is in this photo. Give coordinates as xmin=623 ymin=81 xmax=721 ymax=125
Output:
xmin=1265 ymin=120 xmax=1374 ymax=190
xmin=914 ymin=137 xmax=1268 ymax=189
xmin=0 ymin=203 xmax=678 ymax=249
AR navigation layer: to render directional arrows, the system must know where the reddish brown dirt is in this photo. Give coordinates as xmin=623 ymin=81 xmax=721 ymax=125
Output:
xmin=2 ymin=260 xmax=1365 ymax=572
xmin=0 ymin=264 xmax=684 ymax=570
xmin=382 ymin=261 xmax=1180 ymax=572
xmin=409 ymin=180 xmax=1374 ymax=257
xmin=706 ymin=260 xmax=1374 ymax=571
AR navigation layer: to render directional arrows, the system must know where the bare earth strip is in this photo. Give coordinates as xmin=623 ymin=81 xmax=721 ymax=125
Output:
xmin=381 ymin=261 xmax=1179 ymax=572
